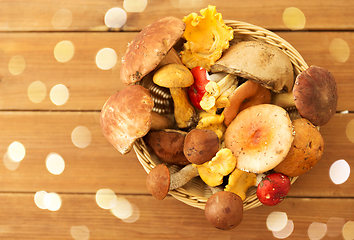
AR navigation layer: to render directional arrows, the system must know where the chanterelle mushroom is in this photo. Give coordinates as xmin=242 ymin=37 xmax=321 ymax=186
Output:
xmin=120 ymin=16 xmax=185 ymax=85
xmin=224 ymin=104 xmax=293 ymax=173
xmin=211 ymin=41 xmax=295 ymax=93
xmin=100 ymin=85 xmax=173 ymax=154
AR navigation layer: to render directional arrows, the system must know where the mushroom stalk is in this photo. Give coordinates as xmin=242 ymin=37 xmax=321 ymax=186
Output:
xmin=271 ymin=92 xmax=295 ymax=108
xmin=169 ymin=164 xmax=199 ymax=190
xmin=157 ymin=48 xmax=183 ymax=67
xmin=150 ymin=112 xmax=174 ymax=130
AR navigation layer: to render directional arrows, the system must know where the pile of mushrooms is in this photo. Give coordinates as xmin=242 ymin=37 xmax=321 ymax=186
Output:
xmin=100 ymin=6 xmax=338 ymax=231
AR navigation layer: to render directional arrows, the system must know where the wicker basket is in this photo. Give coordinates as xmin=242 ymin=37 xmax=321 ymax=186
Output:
xmin=133 ymin=20 xmax=309 ymax=211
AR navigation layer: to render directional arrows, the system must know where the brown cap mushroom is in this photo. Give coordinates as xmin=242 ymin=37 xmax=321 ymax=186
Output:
xmin=272 ymin=65 xmax=338 ymax=126
xmin=153 ymin=63 xmax=198 ymax=129
xmin=183 ymin=129 xmax=220 ymax=165
xmin=146 ymin=164 xmax=198 ymax=200
xmin=144 ymin=129 xmax=190 ymax=166
xmin=211 ymin=41 xmax=294 ymax=93
xmin=274 ymin=118 xmax=324 ymax=177
xmin=100 ymin=85 xmax=173 ymax=154
xmin=204 ymin=191 xmax=243 ymax=230
xmin=223 ymin=80 xmax=272 ymax=126
xmin=121 ymin=16 xmax=185 ymax=85
xmin=224 ymin=104 xmax=293 ymax=173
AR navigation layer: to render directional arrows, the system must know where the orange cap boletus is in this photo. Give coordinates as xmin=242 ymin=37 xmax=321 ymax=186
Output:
xmin=100 ymin=85 xmax=172 ymax=154
xmin=120 ymin=16 xmax=185 ymax=85
xmin=224 ymin=104 xmax=293 ymax=173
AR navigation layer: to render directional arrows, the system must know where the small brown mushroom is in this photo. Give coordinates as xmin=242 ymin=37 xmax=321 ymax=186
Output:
xmin=224 ymin=104 xmax=293 ymax=173
xmin=144 ymin=129 xmax=190 ymax=166
xmin=120 ymin=16 xmax=185 ymax=85
xmin=146 ymin=164 xmax=198 ymax=200
xmin=100 ymin=85 xmax=173 ymax=154
xmin=153 ymin=63 xmax=198 ymax=129
xmin=274 ymin=118 xmax=324 ymax=177
xmin=272 ymin=65 xmax=338 ymax=126
xmin=211 ymin=41 xmax=295 ymax=93
xmin=183 ymin=129 xmax=220 ymax=165
xmin=204 ymin=191 xmax=243 ymax=230
xmin=223 ymin=80 xmax=272 ymax=126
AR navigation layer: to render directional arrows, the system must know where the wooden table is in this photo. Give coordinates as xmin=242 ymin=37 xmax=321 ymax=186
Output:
xmin=0 ymin=1 xmax=353 ymax=239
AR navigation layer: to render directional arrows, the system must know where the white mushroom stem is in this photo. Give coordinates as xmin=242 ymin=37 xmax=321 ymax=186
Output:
xmin=169 ymin=164 xmax=199 ymax=190
xmin=271 ymin=92 xmax=295 ymax=108
xmin=205 ymin=74 xmax=238 ymax=98
xmin=209 ymin=185 xmax=224 ymax=194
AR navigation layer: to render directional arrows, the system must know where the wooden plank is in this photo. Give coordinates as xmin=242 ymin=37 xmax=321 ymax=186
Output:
xmin=0 ymin=112 xmax=353 ymax=198
xmin=0 ymin=0 xmax=353 ymax=31
xmin=0 ymin=193 xmax=353 ymax=239
xmin=0 ymin=31 xmax=353 ymax=111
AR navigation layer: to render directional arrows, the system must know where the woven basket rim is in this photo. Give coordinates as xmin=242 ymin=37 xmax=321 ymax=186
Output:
xmin=133 ymin=20 xmax=307 ymax=211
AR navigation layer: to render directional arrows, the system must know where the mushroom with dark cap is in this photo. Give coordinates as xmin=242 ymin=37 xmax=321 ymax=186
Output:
xmin=100 ymin=85 xmax=173 ymax=155
xmin=120 ymin=16 xmax=186 ymax=85
xmin=146 ymin=164 xmax=198 ymax=200
xmin=272 ymin=65 xmax=338 ymax=126
xmin=204 ymin=191 xmax=243 ymax=230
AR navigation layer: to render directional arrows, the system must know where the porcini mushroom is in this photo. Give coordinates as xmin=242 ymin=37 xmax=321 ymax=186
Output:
xmin=144 ymin=129 xmax=190 ymax=166
xmin=272 ymin=65 xmax=338 ymax=126
xmin=223 ymin=80 xmax=272 ymax=126
xmin=211 ymin=41 xmax=295 ymax=93
xmin=274 ymin=118 xmax=324 ymax=177
xmin=146 ymin=164 xmax=198 ymax=200
xmin=204 ymin=191 xmax=243 ymax=230
xmin=100 ymin=85 xmax=173 ymax=154
xmin=224 ymin=104 xmax=293 ymax=173
xmin=153 ymin=63 xmax=198 ymax=129
xmin=183 ymin=129 xmax=220 ymax=165
xmin=120 ymin=16 xmax=185 ymax=85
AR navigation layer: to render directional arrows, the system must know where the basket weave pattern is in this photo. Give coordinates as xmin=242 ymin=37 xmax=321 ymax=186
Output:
xmin=133 ymin=20 xmax=308 ymax=210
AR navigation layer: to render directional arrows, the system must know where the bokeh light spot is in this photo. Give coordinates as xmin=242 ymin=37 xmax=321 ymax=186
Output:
xmin=345 ymin=119 xmax=354 ymax=144
xmin=267 ymin=211 xmax=288 ymax=232
xmin=44 ymin=192 xmax=62 ymax=211
xmin=283 ymin=7 xmax=306 ymax=30
xmin=28 ymin=81 xmax=47 ymax=103
xmin=329 ymin=159 xmax=351 ymax=185
xmin=34 ymin=191 xmax=48 ymax=210
xmin=121 ymin=203 xmax=140 ymax=223
xmin=96 ymin=189 xmax=117 ymax=209
xmin=70 ymin=225 xmax=90 ymax=240
xmin=104 ymin=7 xmax=127 ymax=28
xmin=123 ymin=0 xmax=148 ymax=12
xmin=326 ymin=217 xmax=345 ymax=237
xmin=110 ymin=197 xmax=133 ymax=219
xmin=3 ymin=152 xmax=20 ymax=171
xmin=329 ymin=38 xmax=350 ymax=63
xmin=46 ymin=153 xmax=65 ymax=175
xmin=96 ymin=48 xmax=117 ymax=70
xmin=342 ymin=221 xmax=354 ymax=240
xmin=50 ymin=84 xmax=69 ymax=106
xmin=8 ymin=141 xmax=26 ymax=162
xmin=71 ymin=126 xmax=92 ymax=148
xmin=8 ymin=55 xmax=26 ymax=75
xmin=54 ymin=40 xmax=75 ymax=63
xmin=52 ymin=9 xmax=73 ymax=29
xmin=308 ymin=222 xmax=327 ymax=240
xmin=273 ymin=220 xmax=294 ymax=239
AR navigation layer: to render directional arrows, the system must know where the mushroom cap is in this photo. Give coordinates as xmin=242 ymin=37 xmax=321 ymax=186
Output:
xmin=274 ymin=118 xmax=324 ymax=177
xmin=211 ymin=41 xmax=295 ymax=93
xmin=224 ymin=104 xmax=293 ymax=173
xmin=205 ymin=191 xmax=243 ymax=230
xmin=100 ymin=85 xmax=154 ymax=154
xmin=146 ymin=164 xmax=170 ymax=200
xmin=144 ymin=129 xmax=190 ymax=166
xmin=183 ymin=129 xmax=220 ymax=165
xmin=153 ymin=63 xmax=194 ymax=88
xmin=293 ymin=65 xmax=338 ymax=126
xmin=120 ymin=16 xmax=186 ymax=85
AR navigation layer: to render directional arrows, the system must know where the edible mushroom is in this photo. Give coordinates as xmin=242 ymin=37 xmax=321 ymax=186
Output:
xmin=146 ymin=164 xmax=198 ymax=200
xmin=153 ymin=63 xmax=198 ymax=129
xmin=224 ymin=104 xmax=293 ymax=173
xmin=205 ymin=191 xmax=243 ymax=230
xmin=272 ymin=65 xmax=338 ymax=126
xmin=183 ymin=129 xmax=220 ymax=165
xmin=120 ymin=16 xmax=185 ymax=85
xmin=211 ymin=41 xmax=295 ymax=93
xmin=100 ymin=85 xmax=173 ymax=155
xmin=274 ymin=118 xmax=324 ymax=177
xmin=224 ymin=169 xmax=257 ymax=201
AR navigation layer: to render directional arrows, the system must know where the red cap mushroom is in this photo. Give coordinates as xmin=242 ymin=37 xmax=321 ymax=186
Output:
xmin=100 ymin=85 xmax=173 ymax=154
